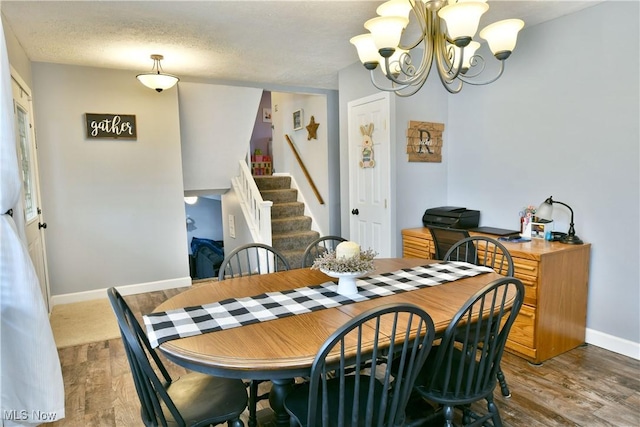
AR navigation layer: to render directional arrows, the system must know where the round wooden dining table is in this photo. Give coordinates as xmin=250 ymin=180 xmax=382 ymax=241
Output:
xmin=153 ymin=258 xmax=504 ymax=426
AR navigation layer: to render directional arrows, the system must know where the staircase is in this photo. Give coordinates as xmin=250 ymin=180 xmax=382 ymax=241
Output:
xmin=254 ymin=175 xmax=319 ymax=268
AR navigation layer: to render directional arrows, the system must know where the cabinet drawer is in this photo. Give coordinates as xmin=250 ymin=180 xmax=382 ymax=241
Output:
xmin=512 ymin=257 xmax=538 ymax=306
xmin=402 ymin=236 xmax=433 ymax=259
xmin=403 ymin=247 xmax=431 ymax=259
xmin=403 ymin=234 xmax=431 ymax=249
xmin=518 ymin=276 xmax=538 ymax=307
xmin=507 ymin=304 xmax=536 ymax=349
xmin=512 ymin=257 xmax=539 ymax=279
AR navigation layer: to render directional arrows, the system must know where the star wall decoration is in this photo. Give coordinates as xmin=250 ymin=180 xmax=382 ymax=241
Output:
xmin=306 ymin=116 xmax=319 ymax=140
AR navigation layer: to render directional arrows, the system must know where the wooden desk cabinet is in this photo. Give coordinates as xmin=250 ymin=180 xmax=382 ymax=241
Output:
xmin=401 ymin=227 xmax=591 ymax=364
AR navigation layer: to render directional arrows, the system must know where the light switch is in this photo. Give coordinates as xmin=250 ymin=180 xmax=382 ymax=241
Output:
xmin=228 ymin=214 xmax=236 ymax=238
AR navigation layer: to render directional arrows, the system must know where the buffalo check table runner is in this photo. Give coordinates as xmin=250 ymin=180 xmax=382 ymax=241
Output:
xmin=143 ymin=261 xmax=493 ymax=348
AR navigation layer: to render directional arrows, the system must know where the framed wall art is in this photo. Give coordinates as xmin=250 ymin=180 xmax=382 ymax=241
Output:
xmin=262 ymin=108 xmax=272 ymax=123
xmin=85 ymin=113 xmax=137 ymax=139
xmin=406 ymin=121 xmax=444 ymax=162
xmin=293 ymin=109 xmax=303 ymax=131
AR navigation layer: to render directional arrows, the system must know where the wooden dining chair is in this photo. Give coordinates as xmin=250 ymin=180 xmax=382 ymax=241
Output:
xmin=218 ymin=242 xmax=291 ymax=281
xmin=444 ymin=235 xmax=514 ymax=277
xmin=410 ymin=277 xmax=524 ymax=427
xmin=107 ymin=287 xmax=247 ymax=427
xmin=444 ymin=235 xmax=515 ymax=398
xmin=217 ymin=242 xmax=291 ymax=427
xmin=283 ymin=303 xmax=435 ymax=427
xmin=300 ymin=235 xmax=346 ymax=268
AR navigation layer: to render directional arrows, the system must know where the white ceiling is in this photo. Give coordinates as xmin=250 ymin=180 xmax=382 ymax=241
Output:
xmin=1 ymin=0 xmax=604 ymax=90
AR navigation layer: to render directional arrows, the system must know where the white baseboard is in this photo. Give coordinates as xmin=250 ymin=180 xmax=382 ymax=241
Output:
xmin=50 ymin=277 xmax=193 ymax=306
xmin=586 ymin=328 xmax=640 ymax=360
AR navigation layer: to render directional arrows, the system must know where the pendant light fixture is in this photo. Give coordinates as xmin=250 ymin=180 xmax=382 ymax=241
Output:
xmin=136 ymin=54 xmax=179 ymax=92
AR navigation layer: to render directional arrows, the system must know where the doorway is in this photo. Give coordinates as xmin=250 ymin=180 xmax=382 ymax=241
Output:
xmin=11 ymin=70 xmax=51 ymax=311
xmin=185 ymin=195 xmax=225 ymax=280
xmin=347 ymin=92 xmax=393 ymax=257
xmin=250 ymin=90 xmax=273 ymax=176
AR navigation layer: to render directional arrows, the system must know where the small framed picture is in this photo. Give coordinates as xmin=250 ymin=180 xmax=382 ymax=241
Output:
xmin=262 ymin=108 xmax=272 ymax=123
xmin=293 ymin=109 xmax=303 ymax=130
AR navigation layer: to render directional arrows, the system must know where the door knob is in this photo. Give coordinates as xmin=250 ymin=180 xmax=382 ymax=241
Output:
xmin=351 ymin=209 xmax=359 ymax=215
xmin=38 ymin=222 xmax=47 ymax=229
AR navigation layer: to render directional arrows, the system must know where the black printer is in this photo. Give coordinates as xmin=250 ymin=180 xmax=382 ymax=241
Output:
xmin=422 ymin=206 xmax=480 ymax=229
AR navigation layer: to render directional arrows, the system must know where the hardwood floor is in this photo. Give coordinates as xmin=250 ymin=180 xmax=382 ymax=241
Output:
xmin=50 ymin=288 xmax=640 ymax=427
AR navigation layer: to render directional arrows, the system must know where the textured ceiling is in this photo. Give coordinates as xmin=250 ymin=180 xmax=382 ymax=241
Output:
xmin=1 ymin=0 xmax=604 ymax=90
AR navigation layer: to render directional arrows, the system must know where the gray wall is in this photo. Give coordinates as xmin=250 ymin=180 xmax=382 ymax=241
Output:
xmin=338 ymin=1 xmax=640 ymax=352
xmin=31 ymin=63 xmax=189 ymax=296
xmin=447 ymin=1 xmax=639 ymax=345
xmin=338 ymin=63 xmax=450 ymax=247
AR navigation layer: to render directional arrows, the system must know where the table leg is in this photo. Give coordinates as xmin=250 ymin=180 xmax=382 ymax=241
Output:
xmin=269 ymin=378 xmax=295 ymax=427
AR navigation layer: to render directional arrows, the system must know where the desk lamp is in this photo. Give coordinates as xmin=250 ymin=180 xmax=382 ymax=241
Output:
xmin=537 ymin=196 xmax=583 ymax=244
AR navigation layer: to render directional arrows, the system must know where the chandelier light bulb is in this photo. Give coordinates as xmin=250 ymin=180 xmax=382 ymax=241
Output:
xmin=377 ymin=0 xmax=413 ymax=19
xmin=438 ymin=2 xmax=488 ymax=44
xmin=480 ymin=19 xmax=525 ymax=59
xmin=364 ymin=16 xmax=409 ymax=56
xmin=350 ymin=34 xmax=381 ymax=69
xmin=452 ymin=41 xmax=481 ymax=72
xmin=381 ymin=48 xmax=408 ymax=76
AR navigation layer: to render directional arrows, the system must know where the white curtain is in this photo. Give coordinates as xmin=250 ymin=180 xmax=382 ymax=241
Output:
xmin=1 ymin=20 xmax=65 ymax=425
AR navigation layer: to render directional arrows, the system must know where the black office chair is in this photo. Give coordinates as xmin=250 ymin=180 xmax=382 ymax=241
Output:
xmin=283 ymin=303 xmax=435 ymax=427
xmin=218 ymin=242 xmax=291 ymax=281
xmin=217 ymin=242 xmax=291 ymax=427
xmin=300 ymin=235 xmax=347 ymax=268
xmin=410 ymin=277 xmax=524 ymax=427
xmin=107 ymin=287 xmax=247 ymax=427
xmin=444 ymin=235 xmax=515 ymax=398
xmin=427 ymin=226 xmax=470 ymax=259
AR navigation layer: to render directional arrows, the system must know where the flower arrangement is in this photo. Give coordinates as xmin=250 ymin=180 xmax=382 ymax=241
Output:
xmin=311 ymin=249 xmax=378 ymax=273
xmin=519 ymin=205 xmax=537 ymax=235
xmin=520 ymin=205 xmax=536 ymax=219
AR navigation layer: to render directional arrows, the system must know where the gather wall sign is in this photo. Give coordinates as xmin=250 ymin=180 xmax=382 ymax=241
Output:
xmin=85 ymin=113 xmax=137 ymax=139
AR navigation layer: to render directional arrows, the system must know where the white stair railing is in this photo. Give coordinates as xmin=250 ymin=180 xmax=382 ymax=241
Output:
xmin=231 ymin=160 xmax=273 ymax=244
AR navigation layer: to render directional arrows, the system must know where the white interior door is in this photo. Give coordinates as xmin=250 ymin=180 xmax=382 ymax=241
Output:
xmin=11 ymin=71 xmax=51 ymax=312
xmin=347 ymin=93 xmax=392 ymax=257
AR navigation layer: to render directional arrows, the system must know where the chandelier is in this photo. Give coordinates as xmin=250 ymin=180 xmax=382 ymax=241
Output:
xmin=136 ymin=54 xmax=180 ymax=92
xmin=350 ymin=0 xmax=524 ymax=95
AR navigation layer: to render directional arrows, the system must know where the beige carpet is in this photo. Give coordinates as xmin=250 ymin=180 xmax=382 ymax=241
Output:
xmin=50 ymin=298 xmax=120 ymax=348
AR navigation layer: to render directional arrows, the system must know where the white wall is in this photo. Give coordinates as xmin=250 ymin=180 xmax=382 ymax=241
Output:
xmin=221 ymin=184 xmax=255 ymax=254
xmin=31 ymin=63 xmax=189 ymax=297
xmin=1 ymin=15 xmax=31 ymax=87
xmin=338 ymin=1 xmax=640 ymax=355
xmin=178 ymin=82 xmax=263 ymax=193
